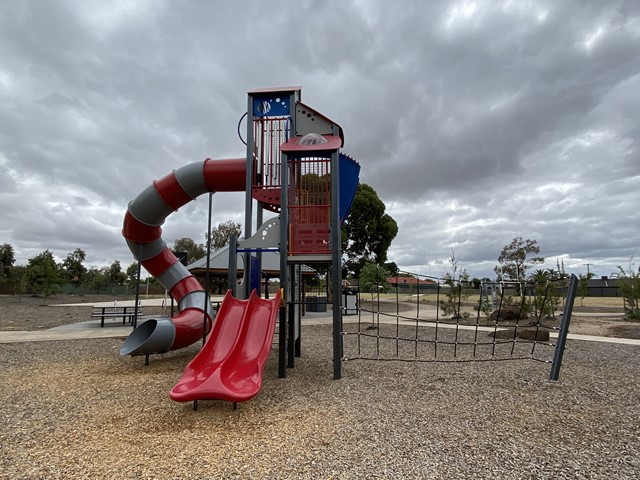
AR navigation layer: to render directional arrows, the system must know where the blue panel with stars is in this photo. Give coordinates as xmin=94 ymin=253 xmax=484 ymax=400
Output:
xmin=252 ymin=95 xmax=291 ymax=117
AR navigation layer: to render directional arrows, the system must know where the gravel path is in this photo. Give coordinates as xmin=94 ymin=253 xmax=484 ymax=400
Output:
xmin=1 ymin=323 xmax=639 ymax=479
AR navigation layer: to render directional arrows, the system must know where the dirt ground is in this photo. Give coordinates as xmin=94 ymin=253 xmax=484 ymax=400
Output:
xmin=1 ymin=293 xmax=639 ymax=339
xmin=0 ymin=294 xmax=168 ymax=331
xmin=1 ymin=294 xmax=638 ymax=478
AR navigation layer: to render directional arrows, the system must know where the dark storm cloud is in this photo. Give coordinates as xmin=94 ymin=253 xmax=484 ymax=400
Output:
xmin=0 ymin=0 xmax=638 ymax=279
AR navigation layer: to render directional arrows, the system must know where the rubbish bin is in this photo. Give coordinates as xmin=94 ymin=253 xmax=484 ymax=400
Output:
xmin=315 ymin=296 xmax=327 ymax=312
xmin=306 ymin=296 xmax=327 ymax=312
xmin=306 ymin=296 xmax=317 ymax=312
xmin=343 ymin=291 xmax=357 ymax=315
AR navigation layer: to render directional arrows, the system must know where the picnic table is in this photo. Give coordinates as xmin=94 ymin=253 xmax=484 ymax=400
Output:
xmin=91 ymin=305 xmax=144 ymax=328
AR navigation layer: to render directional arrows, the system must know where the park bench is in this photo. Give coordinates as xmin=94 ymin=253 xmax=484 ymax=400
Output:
xmin=91 ymin=305 xmax=144 ymax=328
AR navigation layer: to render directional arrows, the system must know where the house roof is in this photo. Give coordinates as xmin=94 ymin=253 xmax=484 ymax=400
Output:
xmin=386 ymin=276 xmax=436 ymax=286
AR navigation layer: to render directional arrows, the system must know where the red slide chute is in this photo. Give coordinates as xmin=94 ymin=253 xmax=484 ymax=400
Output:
xmin=170 ymin=289 xmax=281 ymax=403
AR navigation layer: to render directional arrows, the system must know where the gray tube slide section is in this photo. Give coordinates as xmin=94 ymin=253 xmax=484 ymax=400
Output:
xmin=120 ymin=162 xmax=213 ymax=356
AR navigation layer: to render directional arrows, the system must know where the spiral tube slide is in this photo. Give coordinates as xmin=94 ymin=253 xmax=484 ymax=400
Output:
xmin=120 ymin=158 xmax=246 ymax=356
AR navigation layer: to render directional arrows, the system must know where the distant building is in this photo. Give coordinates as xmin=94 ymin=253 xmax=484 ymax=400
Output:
xmin=587 ymin=277 xmax=621 ymax=297
xmin=386 ymin=276 xmax=437 ymax=290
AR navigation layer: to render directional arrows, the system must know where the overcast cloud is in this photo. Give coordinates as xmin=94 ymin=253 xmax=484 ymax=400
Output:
xmin=1 ymin=0 xmax=639 ymax=280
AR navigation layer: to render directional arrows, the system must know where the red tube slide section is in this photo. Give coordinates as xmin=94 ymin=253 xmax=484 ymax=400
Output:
xmin=170 ymin=289 xmax=282 ymax=403
xmin=120 ymin=158 xmax=246 ymax=356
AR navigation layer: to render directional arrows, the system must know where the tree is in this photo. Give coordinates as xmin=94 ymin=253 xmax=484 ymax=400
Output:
xmin=577 ymin=272 xmax=595 ymax=306
xmin=106 ymin=260 xmax=126 ymax=294
xmin=86 ymin=267 xmax=109 ymax=294
xmin=173 ymin=237 xmax=205 ymax=263
xmin=10 ymin=265 xmax=29 ymax=300
xmin=26 ymin=250 xmax=63 ymax=304
xmin=494 ymin=236 xmax=544 ymax=282
xmin=442 ymin=250 xmax=470 ymax=320
xmin=0 ymin=243 xmax=15 ymax=279
xmin=617 ymin=259 xmax=640 ymax=320
xmin=62 ymin=248 xmax=87 ymax=289
xmin=359 ymin=262 xmax=391 ymax=299
xmin=207 ymin=220 xmax=242 ymax=250
xmin=125 ymin=262 xmax=139 ymax=289
xmin=342 ymin=184 xmax=398 ymax=278
xmin=530 ymin=269 xmax=552 ymax=318
xmin=383 ymin=261 xmax=399 ymax=277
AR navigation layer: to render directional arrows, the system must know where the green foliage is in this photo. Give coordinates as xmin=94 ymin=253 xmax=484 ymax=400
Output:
xmin=342 ymin=184 xmax=398 ymax=277
xmin=85 ymin=267 xmax=109 ymax=294
xmin=125 ymin=262 xmax=139 ymax=287
xmin=442 ymin=250 xmax=470 ymax=320
xmin=494 ymin=236 xmax=544 ymax=282
xmin=577 ymin=272 xmax=595 ymax=306
xmin=9 ymin=265 xmax=28 ymax=299
xmin=207 ymin=220 xmax=242 ymax=251
xmin=62 ymin=248 xmax=87 ymax=288
xmin=383 ymin=261 xmax=399 ymax=276
xmin=529 ymin=270 xmax=554 ymax=318
xmin=617 ymin=260 xmax=640 ymax=320
xmin=106 ymin=260 xmax=126 ymax=293
xmin=26 ymin=250 xmax=63 ymax=303
xmin=527 ymin=269 xmax=566 ymax=319
xmin=359 ymin=262 xmax=390 ymax=296
xmin=173 ymin=237 xmax=205 ymax=263
xmin=0 ymin=243 xmax=15 ymax=279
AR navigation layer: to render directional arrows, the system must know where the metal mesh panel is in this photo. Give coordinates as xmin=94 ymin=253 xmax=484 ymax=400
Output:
xmin=288 ymin=157 xmax=331 ymax=255
xmin=251 ymin=117 xmax=288 ymax=211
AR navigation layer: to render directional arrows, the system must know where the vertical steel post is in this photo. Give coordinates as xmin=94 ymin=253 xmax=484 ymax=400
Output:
xmin=550 ymin=274 xmax=578 ymax=381
xmin=295 ymin=264 xmax=302 ymax=358
xmin=203 ymin=193 xmax=213 ymax=345
xmin=279 ymin=150 xmax=290 ymax=378
xmin=330 ymin=148 xmax=342 ymax=380
xmin=244 ymin=93 xmax=255 ymax=300
xmin=288 ymin=264 xmax=296 ymax=368
xmin=133 ymin=243 xmax=142 ymax=329
xmin=228 ymin=234 xmax=238 ymax=297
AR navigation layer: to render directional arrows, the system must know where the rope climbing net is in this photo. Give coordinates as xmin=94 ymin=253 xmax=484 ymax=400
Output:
xmin=342 ymin=270 xmax=578 ymax=378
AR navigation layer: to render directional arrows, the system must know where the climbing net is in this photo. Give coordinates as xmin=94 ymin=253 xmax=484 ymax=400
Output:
xmin=342 ymin=270 xmax=577 ymax=372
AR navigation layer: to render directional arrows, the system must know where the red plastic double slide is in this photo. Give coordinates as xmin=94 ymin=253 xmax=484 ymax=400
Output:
xmin=169 ymin=289 xmax=281 ymax=403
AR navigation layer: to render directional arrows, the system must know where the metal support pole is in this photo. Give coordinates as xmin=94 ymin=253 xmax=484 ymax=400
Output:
xmin=203 ymin=193 xmax=213 ymax=346
xmin=228 ymin=235 xmax=238 ymax=296
xmin=279 ymin=151 xmax=290 ymax=379
xmin=550 ymin=274 xmax=578 ymax=381
xmin=330 ymin=149 xmax=343 ymax=380
xmin=133 ymin=243 xmax=143 ymax=329
xmin=278 ymin=306 xmax=287 ymax=378
xmin=243 ymin=94 xmax=255 ymax=301
xmin=295 ymin=265 xmax=301 ymax=358
xmin=256 ymin=202 xmax=263 ymax=298
xmin=288 ymin=287 xmax=295 ymax=368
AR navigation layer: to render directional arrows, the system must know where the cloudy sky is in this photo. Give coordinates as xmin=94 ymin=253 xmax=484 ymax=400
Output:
xmin=1 ymin=0 xmax=639 ymax=280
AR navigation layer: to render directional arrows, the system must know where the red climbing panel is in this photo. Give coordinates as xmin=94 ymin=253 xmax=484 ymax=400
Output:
xmin=288 ymin=157 xmax=331 ymax=255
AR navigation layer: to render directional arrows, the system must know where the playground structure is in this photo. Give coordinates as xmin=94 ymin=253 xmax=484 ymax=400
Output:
xmin=121 ymin=86 xmax=360 ymax=406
